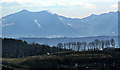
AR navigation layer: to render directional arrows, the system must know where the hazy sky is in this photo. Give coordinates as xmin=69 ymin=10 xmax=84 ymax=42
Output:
xmin=0 ymin=0 xmax=119 ymax=18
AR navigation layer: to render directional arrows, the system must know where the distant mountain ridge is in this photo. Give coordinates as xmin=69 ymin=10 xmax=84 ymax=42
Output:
xmin=2 ymin=10 xmax=118 ymax=37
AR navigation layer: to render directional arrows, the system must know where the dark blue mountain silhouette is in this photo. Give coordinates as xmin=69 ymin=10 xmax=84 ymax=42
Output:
xmin=2 ymin=10 xmax=118 ymax=38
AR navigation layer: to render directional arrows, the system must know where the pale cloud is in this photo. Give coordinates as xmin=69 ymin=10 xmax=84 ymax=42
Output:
xmin=56 ymin=0 xmax=96 ymax=9
xmin=0 ymin=0 xmax=118 ymax=18
xmin=81 ymin=0 xmax=119 ymax=2
xmin=0 ymin=0 xmax=15 ymax=2
xmin=110 ymin=4 xmax=118 ymax=8
xmin=0 ymin=0 xmax=96 ymax=9
xmin=0 ymin=0 xmax=30 ymax=3
xmin=1 ymin=0 xmax=119 ymax=3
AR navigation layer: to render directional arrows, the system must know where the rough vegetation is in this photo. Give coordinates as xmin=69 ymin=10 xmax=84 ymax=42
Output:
xmin=1 ymin=38 xmax=120 ymax=70
xmin=2 ymin=38 xmax=71 ymax=58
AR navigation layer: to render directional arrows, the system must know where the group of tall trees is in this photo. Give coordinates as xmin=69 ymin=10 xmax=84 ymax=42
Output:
xmin=2 ymin=38 xmax=116 ymax=58
xmin=2 ymin=38 xmax=67 ymax=58
xmin=57 ymin=39 xmax=116 ymax=51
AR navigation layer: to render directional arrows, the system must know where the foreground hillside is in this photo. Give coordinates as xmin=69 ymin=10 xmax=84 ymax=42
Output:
xmin=2 ymin=38 xmax=120 ymax=70
xmin=2 ymin=38 xmax=70 ymax=58
xmin=2 ymin=49 xmax=120 ymax=70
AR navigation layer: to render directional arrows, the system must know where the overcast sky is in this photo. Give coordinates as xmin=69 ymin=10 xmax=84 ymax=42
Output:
xmin=0 ymin=0 xmax=119 ymax=18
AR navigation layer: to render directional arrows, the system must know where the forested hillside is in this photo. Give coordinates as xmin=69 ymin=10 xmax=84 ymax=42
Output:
xmin=2 ymin=38 xmax=69 ymax=58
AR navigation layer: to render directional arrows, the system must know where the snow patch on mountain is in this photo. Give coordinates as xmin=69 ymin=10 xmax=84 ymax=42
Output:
xmin=2 ymin=23 xmax=14 ymax=27
xmin=46 ymin=10 xmax=55 ymax=15
xmin=58 ymin=17 xmax=72 ymax=27
xmin=58 ymin=17 xmax=62 ymax=21
xmin=41 ymin=10 xmax=55 ymax=15
xmin=34 ymin=19 xmax=41 ymax=27
xmin=58 ymin=17 xmax=68 ymax=26
xmin=67 ymin=23 xmax=72 ymax=27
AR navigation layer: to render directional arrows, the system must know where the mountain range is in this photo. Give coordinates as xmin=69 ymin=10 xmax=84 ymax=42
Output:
xmin=2 ymin=9 xmax=118 ymax=38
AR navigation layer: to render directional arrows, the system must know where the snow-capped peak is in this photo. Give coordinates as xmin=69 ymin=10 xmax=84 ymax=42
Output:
xmin=41 ymin=10 xmax=55 ymax=15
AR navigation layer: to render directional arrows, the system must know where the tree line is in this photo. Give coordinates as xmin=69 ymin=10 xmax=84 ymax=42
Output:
xmin=2 ymin=38 xmax=116 ymax=58
xmin=57 ymin=39 xmax=116 ymax=51
xmin=2 ymin=38 xmax=69 ymax=58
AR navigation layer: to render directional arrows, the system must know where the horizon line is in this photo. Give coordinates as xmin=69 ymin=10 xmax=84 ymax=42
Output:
xmin=1 ymin=9 xmax=118 ymax=19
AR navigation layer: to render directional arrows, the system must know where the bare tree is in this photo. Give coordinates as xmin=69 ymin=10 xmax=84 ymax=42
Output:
xmin=77 ymin=42 xmax=81 ymax=51
xmin=73 ymin=42 xmax=76 ymax=51
xmin=64 ymin=43 xmax=67 ymax=51
xmin=110 ymin=39 xmax=115 ymax=48
xmin=82 ymin=42 xmax=87 ymax=51
xmin=88 ymin=42 xmax=92 ymax=51
xmin=101 ymin=40 xmax=105 ymax=50
xmin=94 ymin=39 xmax=100 ymax=50
xmin=70 ymin=42 xmax=76 ymax=50
xmin=68 ymin=42 xmax=71 ymax=50
xmin=57 ymin=43 xmax=63 ymax=52
xmin=105 ymin=40 xmax=110 ymax=48
xmin=87 ymin=43 xmax=89 ymax=51
xmin=92 ymin=42 xmax=95 ymax=51
xmin=66 ymin=43 xmax=69 ymax=51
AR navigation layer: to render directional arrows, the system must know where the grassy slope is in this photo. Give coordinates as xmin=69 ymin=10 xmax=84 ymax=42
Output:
xmin=2 ymin=50 xmax=120 ymax=69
